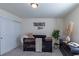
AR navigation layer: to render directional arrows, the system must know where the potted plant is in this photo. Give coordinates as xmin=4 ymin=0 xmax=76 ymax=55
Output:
xmin=52 ymin=30 xmax=60 ymax=48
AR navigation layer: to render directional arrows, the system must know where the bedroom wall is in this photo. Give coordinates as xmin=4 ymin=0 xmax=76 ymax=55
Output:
xmin=22 ymin=18 xmax=64 ymax=37
xmin=0 ymin=9 xmax=22 ymax=22
xmin=64 ymin=6 xmax=79 ymax=44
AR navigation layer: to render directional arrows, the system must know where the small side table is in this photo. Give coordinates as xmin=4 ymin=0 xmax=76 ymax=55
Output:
xmin=54 ymin=43 xmax=60 ymax=49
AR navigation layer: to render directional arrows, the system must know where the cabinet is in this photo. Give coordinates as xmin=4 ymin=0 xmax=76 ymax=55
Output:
xmin=42 ymin=38 xmax=52 ymax=52
xmin=23 ymin=38 xmax=35 ymax=51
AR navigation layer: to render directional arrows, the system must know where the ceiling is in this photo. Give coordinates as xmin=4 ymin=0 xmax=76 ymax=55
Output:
xmin=0 ymin=3 xmax=78 ymax=19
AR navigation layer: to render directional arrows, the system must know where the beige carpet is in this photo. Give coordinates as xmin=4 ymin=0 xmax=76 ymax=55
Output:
xmin=2 ymin=47 xmax=62 ymax=56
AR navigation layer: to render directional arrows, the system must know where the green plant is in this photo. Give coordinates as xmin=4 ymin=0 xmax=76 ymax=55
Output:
xmin=52 ymin=30 xmax=60 ymax=40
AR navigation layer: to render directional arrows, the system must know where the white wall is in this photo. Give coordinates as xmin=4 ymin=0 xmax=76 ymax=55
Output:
xmin=55 ymin=18 xmax=64 ymax=36
xmin=0 ymin=9 xmax=22 ymax=22
xmin=22 ymin=18 xmax=64 ymax=37
xmin=64 ymin=6 xmax=79 ymax=44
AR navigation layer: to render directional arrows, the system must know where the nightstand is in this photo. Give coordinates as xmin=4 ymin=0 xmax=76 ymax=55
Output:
xmin=54 ymin=43 xmax=60 ymax=49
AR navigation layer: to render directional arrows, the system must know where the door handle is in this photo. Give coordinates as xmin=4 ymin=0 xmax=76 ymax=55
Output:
xmin=0 ymin=37 xmax=3 ymax=39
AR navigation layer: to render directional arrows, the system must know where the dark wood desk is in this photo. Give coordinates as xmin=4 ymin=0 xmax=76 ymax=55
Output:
xmin=33 ymin=35 xmax=46 ymax=39
xmin=23 ymin=35 xmax=52 ymax=52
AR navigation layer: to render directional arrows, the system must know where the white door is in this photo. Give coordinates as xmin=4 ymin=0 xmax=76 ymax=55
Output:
xmin=0 ymin=18 xmax=6 ymax=55
xmin=0 ymin=17 xmax=1 ymax=55
xmin=0 ymin=17 xmax=21 ymax=55
xmin=0 ymin=18 xmax=2 ymax=55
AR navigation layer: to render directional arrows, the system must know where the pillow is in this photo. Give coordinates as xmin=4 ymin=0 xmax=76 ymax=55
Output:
xmin=68 ymin=42 xmax=79 ymax=47
xmin=27 ymin=33 xmax=34 ymax=38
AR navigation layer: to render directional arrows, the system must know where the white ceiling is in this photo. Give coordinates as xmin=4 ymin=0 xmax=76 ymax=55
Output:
xmin=0 ymin=3 xmax=77 ymax=19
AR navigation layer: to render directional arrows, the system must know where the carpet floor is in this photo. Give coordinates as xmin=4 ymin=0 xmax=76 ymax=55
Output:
xmin=2 ymin=47 xmax=63 ymax=56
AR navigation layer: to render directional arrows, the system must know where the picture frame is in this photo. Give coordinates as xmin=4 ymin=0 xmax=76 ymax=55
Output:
xmin=33 ymin=22 xmax=45 ymax=26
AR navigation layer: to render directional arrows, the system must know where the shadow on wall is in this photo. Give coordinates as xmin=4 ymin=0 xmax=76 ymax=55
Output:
xmin=17 ymin=35 xmax=22 ymax=48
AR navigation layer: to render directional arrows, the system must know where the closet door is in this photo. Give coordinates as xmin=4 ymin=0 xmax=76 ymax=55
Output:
xmin=0 ymin=17 xmax=21 ymax=55
xmin=0 ymin=20 xmax=1 ymax=55
xmin=0 ymin=18 xmax=7 ymax=55
xmin=0 ymin=18 xmax=2 ymax=55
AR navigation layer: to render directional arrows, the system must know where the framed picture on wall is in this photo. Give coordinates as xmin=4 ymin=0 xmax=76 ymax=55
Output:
xmin=33 ymin=22 xmax=45 ymax=30
xmin=33 ymin=22 xmax=45 ymax=26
